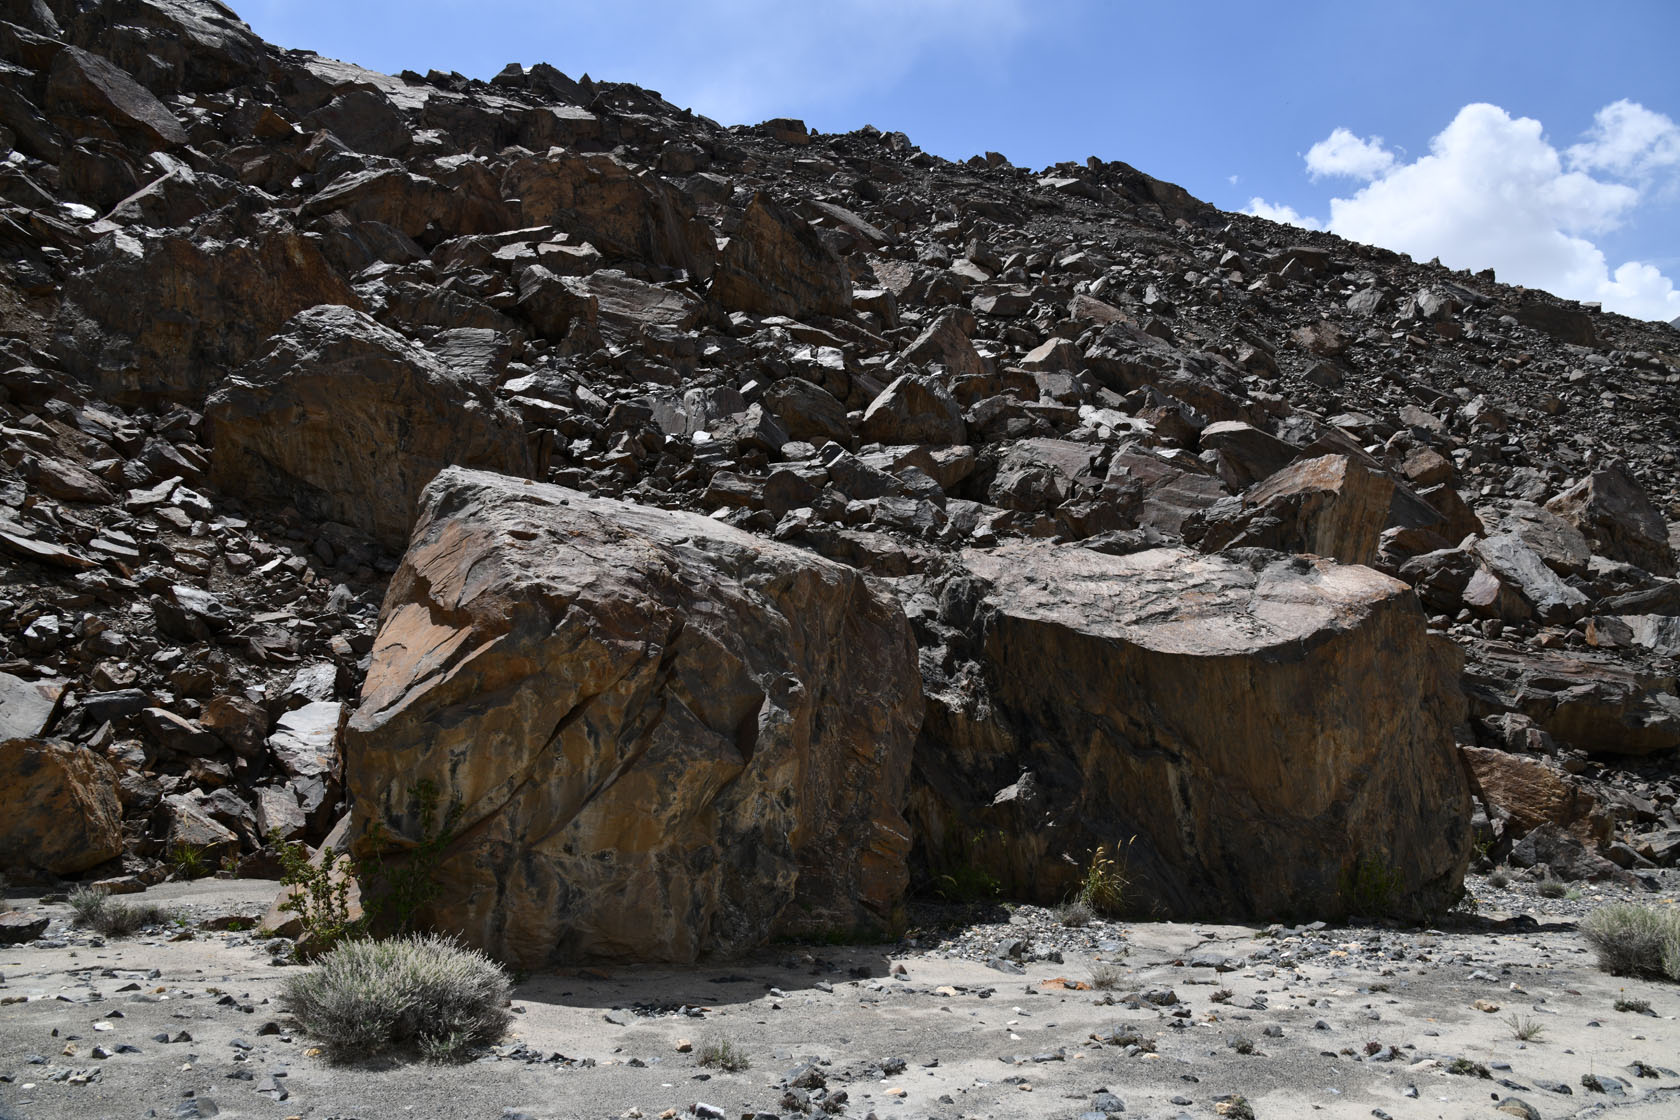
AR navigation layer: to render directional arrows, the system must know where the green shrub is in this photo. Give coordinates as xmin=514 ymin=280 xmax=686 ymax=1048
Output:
xmin=934 ymin=864 xmax=1000 ymax=904
xmin=67 ymin=886 xmax=177 ymax=936
xmin=1537 ymin=877 xmax=1567 ymax=899
xmin=696 ymin=1034 xmax=750 ymax=1072
xmin=169 ymin=843 xmax=208 ymax=880
xmin=1580 ymin=903 xmax=1680 ymax=980
xmin=280 ymin=934 xmax=510 ymax=1060
xmin=275 ymin=833 xmax=364 ymax=956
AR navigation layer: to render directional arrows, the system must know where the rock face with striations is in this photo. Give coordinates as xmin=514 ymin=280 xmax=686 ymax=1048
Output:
xmin=907 ymin=544 xmax=1473 ymax=921
xmin=206 ymin=305 xmax=532 ymax=549
xmin=710 ymin=190 xmax=851 ymax=319
xmin=343 ymin=467 xmax=923 ymax=966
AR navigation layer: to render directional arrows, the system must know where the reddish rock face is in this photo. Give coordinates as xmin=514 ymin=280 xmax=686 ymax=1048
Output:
xmin=344 ymin=468 xmax=923 ymax=966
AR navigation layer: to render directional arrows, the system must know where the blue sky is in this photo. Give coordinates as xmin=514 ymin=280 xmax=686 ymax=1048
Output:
xmin=240 ymin=0 xmax=1680 ymax=322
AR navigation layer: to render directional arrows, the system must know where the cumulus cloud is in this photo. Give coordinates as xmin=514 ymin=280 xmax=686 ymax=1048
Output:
xmin=1304 ymin=127 xmax=1395 ymax=181
xmin=1567 ymin=99 xmax=1680 ymax=179
xmin=1253 ymin=102 xmax=1680 ymax=323
xmin=1243 ymin=197 xmax=1322 ymax=230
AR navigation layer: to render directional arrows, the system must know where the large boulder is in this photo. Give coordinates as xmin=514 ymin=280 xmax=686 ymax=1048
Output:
xmin=0 ymin=738 xmax=123 ymax=876
xmin=56 ymin=227 xmax=357 ymax=404
xmin=343 ymin=468 xmax=923 ymax=965
xmin=1197 ymin=454 xmax=1395 ymax=566
xmin=206 ymin=306 xmax=531 ymax=550
xmin=45 ymin=45 xmax=187 ymax=150
xmin=1545 ymin=460 xmax=1675 ymax=576
xmin=909 ymin=544 xmax=1472 ymax=921
xmin=710 ymin=191 xmax=851 ymax=319
xmin=503 ymin=151 xmax=715 ymax=279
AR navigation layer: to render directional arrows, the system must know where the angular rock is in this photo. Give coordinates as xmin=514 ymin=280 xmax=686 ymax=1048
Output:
xmin=711 ymin=191 xmax=850 ymax=319
xmin=268 ymin=701 xmax=341 ymax=780
xmin=206 ymin=305 xmax=531 ymax=549
xmin=1470 ymin=533 xmax=1589 ymax=625
xmin=910 ymin=545 xmax=1472 ymax=921
xmin=1464 ymin=646 xmax=1680 ymax=757
xmin=344 ymin=467 xmax=923 ymax=965
xmin=56 ymin=227 xmax=357 ymax=404
xmin=504 ymin=151 xmax=714 ymax=279
xmin=1545 ymin=460 xmax=1675 ymax=576
xmin=1461 ymin=746 xmax=1611 ymax=848
xmin=0 ymin=738 xmax=123 ymax=875
xmin=860 ymin=374 xmax=965 ymax=446
xmin=45 ymin=46 xmax=187 ymax=151
xmin=1199 ymin=455 xmax=1395 ymax=566
xmin=762 ymin=377 xmax=852 ymax=448
xmin=0 ymin=672 xmax=65 ymax=740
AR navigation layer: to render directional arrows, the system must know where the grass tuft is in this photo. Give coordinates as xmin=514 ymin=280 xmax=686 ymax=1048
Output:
xmin=67 ymin=886 xmax=177 ymax=936
xmin=280 ymin=933 xmax=511 ymax=1061
xmin=1503 ymin=1011 xmax=1546 ymax=1041
xmin=696 ymin=1034 xmax=750 ymax=1072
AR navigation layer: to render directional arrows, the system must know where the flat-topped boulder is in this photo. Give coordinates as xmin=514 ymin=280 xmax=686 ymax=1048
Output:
xmin=909 ymin=543 xmax=1473 ymax=921
xmin=344 ymin=467 xmax=923 ymax=966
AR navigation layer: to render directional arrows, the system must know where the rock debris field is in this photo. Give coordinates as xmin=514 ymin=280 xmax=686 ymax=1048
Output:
xmin=1 ymin=0 xmax=1680 ymax=1117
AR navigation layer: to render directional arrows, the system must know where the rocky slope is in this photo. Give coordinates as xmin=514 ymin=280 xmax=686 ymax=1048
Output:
xmin=2 ymin=1 xmax=1678 ymax=960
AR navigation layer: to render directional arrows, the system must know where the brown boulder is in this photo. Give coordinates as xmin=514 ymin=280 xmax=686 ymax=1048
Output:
xmin=1198 ymin=454 xmax=1395 ymax=566
xmin=910 ymin=545 xmax=1472 ymax=921
xmin=344 ymin=467 xmax=923 ymax=965
xmin=45 ymin=46 xmax=186 ymax=151
xmin=56 ymin=227 xmax=358 ymax=404
xmin=1545 ymin=459 xmax=1676 ymax=576
xmin=860 ymin=373 xmax=966 ymax=446
xmin=504 ymin=151 xmax=715 ymax=279
xmin=711 ymin=191 xmax=851 ymax=320
xmin=1464 ymin=646 xmax=1680 ymax=757
xmin=1461 ymin=746 xmax=1611 ymax=848
xmin=0 ymin=738 xmax=123 ymax=875
xmin=206 ymin=305 xmax=531 ymax=550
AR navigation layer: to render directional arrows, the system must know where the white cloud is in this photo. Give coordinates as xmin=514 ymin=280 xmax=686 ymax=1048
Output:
xmin=1242 ymin=197 xmax=1323 ymax=230
xmin=1304 ymin=127 xmax=1395 ymax=181
xmin=1256 ymin=102 xmax=1680 ymax=323
xmin=1566 ymin=99 xmax=1680 ymax=179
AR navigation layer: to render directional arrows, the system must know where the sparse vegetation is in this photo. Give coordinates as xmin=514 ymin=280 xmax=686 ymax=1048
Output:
xmin=1055 ymin=899 xmax=1094 ymax=927
xmin=933 ymin=864 xmax=1001 ymax=904
xmin=696 ymin=1034 xmax=750 ymax=1072
xmin=1580 ymin=903 xmax=1680 ymax=980
xmin=359 ymin=779 xmax=462 ymax=934
xmin=275 ymin=831 xmax=365 ymax=955
xmin=1229 ymin=1035 xmax=1256 ymax=1054
xmin=1536 ymin=877 xmax=1567 ymax=899
xmin=1076 ymin=839 xmax=1131 ymax=917
xmin=1446 ymin=1056 xmax=1492 ymax=1078
xmin=1487 ymin=870 xmax=1510 ymax=889
xmin=1614 ymin=997 xmax=1653 ymax=1014
xmin=169 ymin=842 xmax=208 ymax=880
xmin=1340 ymin=853 xmax=1403 ymax=916
xmin=1504 ymin=1012 xmax=1546 ymax=1041
xmin=1088 ymin=961 xmax=1124 ymax=990
xmin=280 ymin=933 xmax=511 ymax=1061
xmin=1210 ymin=987 xmax=1234 ymax=1003
xmin=67 ymin=886 xmax=177 ymax=936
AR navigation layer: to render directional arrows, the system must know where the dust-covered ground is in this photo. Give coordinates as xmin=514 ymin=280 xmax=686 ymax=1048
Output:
xmin=2 ymin=874 xmax=1678 ymax=1120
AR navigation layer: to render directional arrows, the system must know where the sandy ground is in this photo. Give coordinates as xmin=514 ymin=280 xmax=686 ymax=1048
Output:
xmin=1 ymin=876 xmax=1678 ymax=1120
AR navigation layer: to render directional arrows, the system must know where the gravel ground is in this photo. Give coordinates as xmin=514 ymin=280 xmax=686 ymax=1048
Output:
xmin=1 ymin=875 xmax=1678 ymax=1120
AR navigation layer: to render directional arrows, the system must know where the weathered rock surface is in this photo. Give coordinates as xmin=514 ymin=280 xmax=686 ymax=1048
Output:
xmin=907 ymin=544 xmax=1473 ymax=921
xmin=710 ymin=191 xmax=850 ymax=319
xmin=206 ymin=305 xmax=531 ymax=549
xmin=1198 ymin=454 xmax=1395 ymax=566
xmin=0 ymin=738 xmax=123 ymax=876
xmin=344 ymin=468 xmax=923 ymax=965
xmin=56 ymin=227 xmax=357 ymax=403
xmin=1545 ymin=459 xmax=1676 ymax=576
